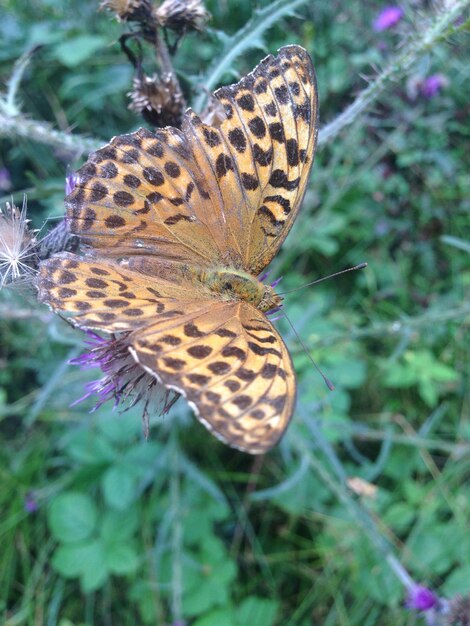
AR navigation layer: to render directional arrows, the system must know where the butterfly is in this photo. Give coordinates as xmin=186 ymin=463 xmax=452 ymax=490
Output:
xmin=38 ymin=45 xmax=319 ymax=454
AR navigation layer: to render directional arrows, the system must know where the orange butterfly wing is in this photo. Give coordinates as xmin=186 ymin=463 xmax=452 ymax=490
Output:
xmin=38 ymin=45 xmax=318 ymax=453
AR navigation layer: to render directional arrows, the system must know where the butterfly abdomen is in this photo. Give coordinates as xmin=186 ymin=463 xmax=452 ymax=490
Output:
xmin=199 ymin=268 xmax=282 ymax=313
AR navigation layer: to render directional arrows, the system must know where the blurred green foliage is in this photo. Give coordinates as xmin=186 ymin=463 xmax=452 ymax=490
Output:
xmin=1 ymin=0 xmax=469 ymax=625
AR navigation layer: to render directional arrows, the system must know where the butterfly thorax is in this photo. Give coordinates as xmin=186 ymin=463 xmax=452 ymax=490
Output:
xmin=198 ymin=267 xmax=282 ymax=313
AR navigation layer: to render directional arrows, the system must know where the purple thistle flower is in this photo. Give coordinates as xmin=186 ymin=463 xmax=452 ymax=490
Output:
xmin=24 ymin=492 xmax=38 ymax=513
xmin=373 ymin=6 xmax=404 ymax=32
xmin=65 ymin=170 xmax=78 ymax=196
xmin=421 ymin=74 xmax=448 ymax=98
xmin=270 ymin=275 xmax=283 ymax=289
xmin=0 ymin=167 xmax=12 ymax=191
xmin=405 ymin=585 xmax=439 ymax=612
xmin=70 ymin=331 xmax=178 ymax=435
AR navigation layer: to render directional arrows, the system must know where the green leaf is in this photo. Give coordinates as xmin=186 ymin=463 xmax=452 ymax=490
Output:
xmin=53 ymin=35 xmax=107 ymax=68
xmin=236 ymin=597 xmax=279 ymax=626
xmin=78 ymin=540 xmax=109 ymax=592
xmin=442 ymin=565 xmax=470 ymax=595
xmin=383 ymin=502 xmax=415 ymax=531
xmin=52 ymin=539 xmax=108 ymax=592
xmin=101 ymin=508 xmax=139 ymax=542
xmin=64 ymin=430 xmax=117 ymax=465
xmin=105 ymin=542 xmax=139 ymax=575
xmin=407 ymin=527 xmax=453 ymax=574
xmin=52 ymin=543 xmax=90 ymax=578
xmin=97 ymin=413 xmax=141 ymax=443
xmin=192 ymin=609 xmax=237 ymax=626
xmin=48 ymin=493 xmax=98 ymax=543
xmin=183 ymin=582 xmax=220 ymax=617
xmin=101 ymin=464 xmax=137 ymax=510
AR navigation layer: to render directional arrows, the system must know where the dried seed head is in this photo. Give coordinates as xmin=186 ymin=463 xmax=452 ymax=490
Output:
xmin=0 ymin=199 xmax=38 ymax=289
xmin=100 ymin=0 xmax=155 ymax=24
xmin=154 ymin=0 xmax=210 ymax=32
xmin=128 ymin=72 xmax=185 ymax=127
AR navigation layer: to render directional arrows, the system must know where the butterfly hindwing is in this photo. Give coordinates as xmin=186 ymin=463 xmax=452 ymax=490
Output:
xmin=39 ymin=254 xmax=296 ymax=453
xmin=131 ymin=301 xmax=296 ymax=454
xmin=38 ymin=253 xmax=211 ymax=332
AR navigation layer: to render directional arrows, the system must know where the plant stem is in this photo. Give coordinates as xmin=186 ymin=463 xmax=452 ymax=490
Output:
xmin=299 ymin=419 xmax=414 ymax=588
xmin=0 ymin=112 xmax=101 ymax=156
xmin=169 ymin=431 xmax=183 ymax=624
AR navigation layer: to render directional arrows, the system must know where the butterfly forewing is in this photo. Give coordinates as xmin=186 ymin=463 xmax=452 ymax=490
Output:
xmin=66 ymin=127 xmax=233 ymax=266
xmin=185 ymin=45 xmax=318 ymax=274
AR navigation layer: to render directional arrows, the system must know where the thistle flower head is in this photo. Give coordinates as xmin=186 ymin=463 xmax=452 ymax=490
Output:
xmin=0 ymin=167 xmax=12 ymax=191
xmin=0 ymin=199 xmax=38 ymax=289
xmin=23 ymin=492 xmax=39 ymax=514
xmin=128 ymin=72 xmax=185 ymax=127
xmin=70 ymin=331 xmax=179 ymax=436
xmin=65 ymin=170 xmax=78 ymax=196
xmin=154 ymin=0 xmax=210 ymax=32
xmin=421 ymin=73 xmax=448 ymax=98
xmin=405 ymin=585 xmax=439 ymax=612
xmin=373 ymin=6 xmax=404 ymax=31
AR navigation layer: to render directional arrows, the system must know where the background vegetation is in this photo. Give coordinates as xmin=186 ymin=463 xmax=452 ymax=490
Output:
xmin=1 ymin=1 xmax=469 ymax=624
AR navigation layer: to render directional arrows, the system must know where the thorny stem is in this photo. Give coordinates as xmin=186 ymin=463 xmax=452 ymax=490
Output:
xmin=1 ymin=47 xmax=39 ymax=117
xmin=1 ymin=0 xmax=468 ymax=156
xmin=0 ymin=113 xmax=101 ymax=155
xmin=154 ymin=28 xmax=186 ymax=112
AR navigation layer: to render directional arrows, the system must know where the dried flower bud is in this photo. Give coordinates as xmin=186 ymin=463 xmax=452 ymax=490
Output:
xmin=0 ymin=199 xmax=38 ymax=289
xmin=449 ymin=594 xmax=470 ymax=626
xmin=128 ymin=72 xmax=185 ymax=127
xmin=154 ymin=0 xmax=210 ymax=33
xmin=100 ymin=0 xmax=155 ymax=24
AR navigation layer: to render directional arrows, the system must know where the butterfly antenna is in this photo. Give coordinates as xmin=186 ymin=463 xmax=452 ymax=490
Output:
xmin=277 ymin=310 xmax=335 ymax=391
xmin=277 ymin=262 xmax=367 ymax=296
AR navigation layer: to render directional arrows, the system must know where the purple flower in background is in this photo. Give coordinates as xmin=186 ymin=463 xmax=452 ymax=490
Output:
xmin=24 ymin=492 xmax=38 ymax=513
xmin=405 ymin=585 xmax=439 ymax=612
xmin=373 ymin=6 xmax=404 ymax=31
xmin=0 ymin=167 xmax=12 ymax=191
xmin=65 ymin=170 xmax=78 ymax=196
xmin=421 ymin=74 xmax=448 ymax=98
